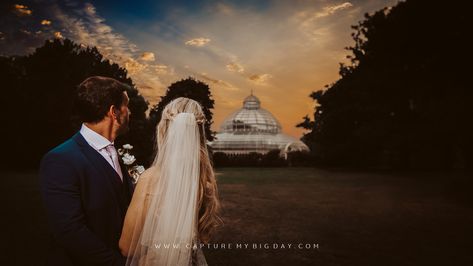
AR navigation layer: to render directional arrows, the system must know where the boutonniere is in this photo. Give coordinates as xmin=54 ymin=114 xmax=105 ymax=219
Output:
xmin=117 ymin=144 xmax=145 ymax=184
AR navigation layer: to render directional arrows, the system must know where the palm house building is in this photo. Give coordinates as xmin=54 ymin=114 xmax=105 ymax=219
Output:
xmin=208 ymin=93 xmax=310 ymax=157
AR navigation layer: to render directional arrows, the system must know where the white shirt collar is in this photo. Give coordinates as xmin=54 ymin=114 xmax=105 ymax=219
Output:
xmin=79 ymin=123 xmax=113 ymax=150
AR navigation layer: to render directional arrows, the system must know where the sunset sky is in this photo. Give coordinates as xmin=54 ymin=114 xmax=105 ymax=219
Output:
xmin=0 ymin=0 xmax=399 ymax=138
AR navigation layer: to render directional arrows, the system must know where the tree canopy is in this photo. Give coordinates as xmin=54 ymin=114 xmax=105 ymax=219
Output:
xmin=0 ymin=38 xmax=149 ymax=168
xmin=299 ymin=0 xmax=470 ymax=170
xmin=148 ymin=77 xmax=216 ymax=142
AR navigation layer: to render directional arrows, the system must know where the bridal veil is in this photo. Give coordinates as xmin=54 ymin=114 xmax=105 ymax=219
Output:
xmin=125 ymin=104 xmax=204 ymax=265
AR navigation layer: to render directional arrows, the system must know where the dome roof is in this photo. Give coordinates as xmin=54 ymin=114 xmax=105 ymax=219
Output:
xmin=220 ymin=94 xmax=282 ymax=134
xmin=243 ymin=94 xmax=260 ymax=109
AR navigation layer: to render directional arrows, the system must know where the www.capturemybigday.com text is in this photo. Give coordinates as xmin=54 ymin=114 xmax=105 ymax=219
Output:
xmin=153 ymin=243 xmax=320 ymax=250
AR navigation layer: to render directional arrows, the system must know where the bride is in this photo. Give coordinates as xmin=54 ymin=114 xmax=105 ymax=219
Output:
xmin=119 ymin=97 xmax=222 ymax=266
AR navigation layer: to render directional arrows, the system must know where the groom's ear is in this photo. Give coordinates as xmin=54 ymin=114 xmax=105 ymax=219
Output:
xmin=107 ymin=105 xmax=118 ymax=120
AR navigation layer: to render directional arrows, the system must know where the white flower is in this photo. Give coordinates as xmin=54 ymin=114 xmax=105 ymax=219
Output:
xmin=122 ymin=153 xmax=136 ymax=165
xmin=129 ymin=165 xmax=145 ymax=184
xmin=131 ymin=171 xmax=140 ymax=184
xmin=134 ymin=165 xmax=145 ymax=174
xmin=123 ymin=144 xmax=133 ymax=150
xmin=117 ymin=148 xmax=124 ymax=156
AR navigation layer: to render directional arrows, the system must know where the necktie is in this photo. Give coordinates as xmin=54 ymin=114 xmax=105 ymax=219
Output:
xmin=105 ymin=144 xmax=123 ymax=181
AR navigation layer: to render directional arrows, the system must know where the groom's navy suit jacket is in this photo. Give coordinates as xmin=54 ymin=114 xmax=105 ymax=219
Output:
xmin=39 ymin=132 xmax=135 ymax=266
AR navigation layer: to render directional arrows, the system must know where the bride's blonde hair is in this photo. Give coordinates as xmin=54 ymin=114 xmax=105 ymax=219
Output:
xmin=155 ymin=97 xmax=222 ymax=243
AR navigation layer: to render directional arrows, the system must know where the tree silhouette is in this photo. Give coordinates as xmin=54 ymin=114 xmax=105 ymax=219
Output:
xmin=300 ymin=0 xmax=470 ymax=170
xmin=148 ymin=77 xmax=216 ymax=142
xmin=0 ymin=38 xmax=149 ymax=168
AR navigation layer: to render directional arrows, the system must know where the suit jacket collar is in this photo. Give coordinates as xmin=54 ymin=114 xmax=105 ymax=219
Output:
xmin=73 ymin=132 xmax=135 ymax=189
xmin=73 ymin=132 xmax=122 ymax=181
xmin=72 ymin=132 xmax=133 ymax=208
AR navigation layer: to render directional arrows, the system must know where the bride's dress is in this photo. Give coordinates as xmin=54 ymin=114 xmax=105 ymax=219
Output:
xmin=120 ymin=166 xmax=208 ymax=266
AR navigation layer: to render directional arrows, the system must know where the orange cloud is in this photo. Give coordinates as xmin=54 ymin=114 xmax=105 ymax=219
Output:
xmin=14 ymin=4 xmax=32 ymax=15
xmin=226 ymin=62 xmax=245 ymax=73
xmin=315 ymin=2 xmax=354 ymax=18
xmin=199 ymin=73 xmax=239 ymax=91
xmin=54 ymin=31 xmax=63 ymax=39
xmin=140 ymin=52 xmax=155 ymax=61
xmin=248 ymin=74 xmax=272 ymax=85
xmin=185 ymin=38 xmax=211 ymax=47
xmin=124 ymin=58 xmax=146 ymax=74
xmin=151 ymin=64 xmax=169 ymax=75
xmin=41 ymin=20 xmax=52 ymax=25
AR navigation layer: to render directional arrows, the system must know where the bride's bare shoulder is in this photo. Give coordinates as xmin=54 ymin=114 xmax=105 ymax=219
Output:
xmin=140 ymin=166 xmax=159 ymax=179
xmin=136 ymin=166 xmax=160 ymax=195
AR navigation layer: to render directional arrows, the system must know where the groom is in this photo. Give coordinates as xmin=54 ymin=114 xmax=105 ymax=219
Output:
xmin=39 ymin=76 xmax=135 ymax=266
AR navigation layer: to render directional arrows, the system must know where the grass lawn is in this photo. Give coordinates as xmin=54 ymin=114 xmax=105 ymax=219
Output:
xmin=2 ymin=168 xmax=473 ymax=265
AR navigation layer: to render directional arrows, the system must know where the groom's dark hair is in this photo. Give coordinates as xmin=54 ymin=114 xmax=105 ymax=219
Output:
xmin=75 ymin=76 xmax=130 ymax=123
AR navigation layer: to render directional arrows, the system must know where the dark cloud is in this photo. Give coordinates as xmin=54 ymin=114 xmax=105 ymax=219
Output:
xmin=0 ymin=1 xmax=58 ymax=55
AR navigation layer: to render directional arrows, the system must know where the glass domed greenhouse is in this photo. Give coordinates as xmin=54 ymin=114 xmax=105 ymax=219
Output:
xmin=208 ymin=93 xmax=310 ymax=157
